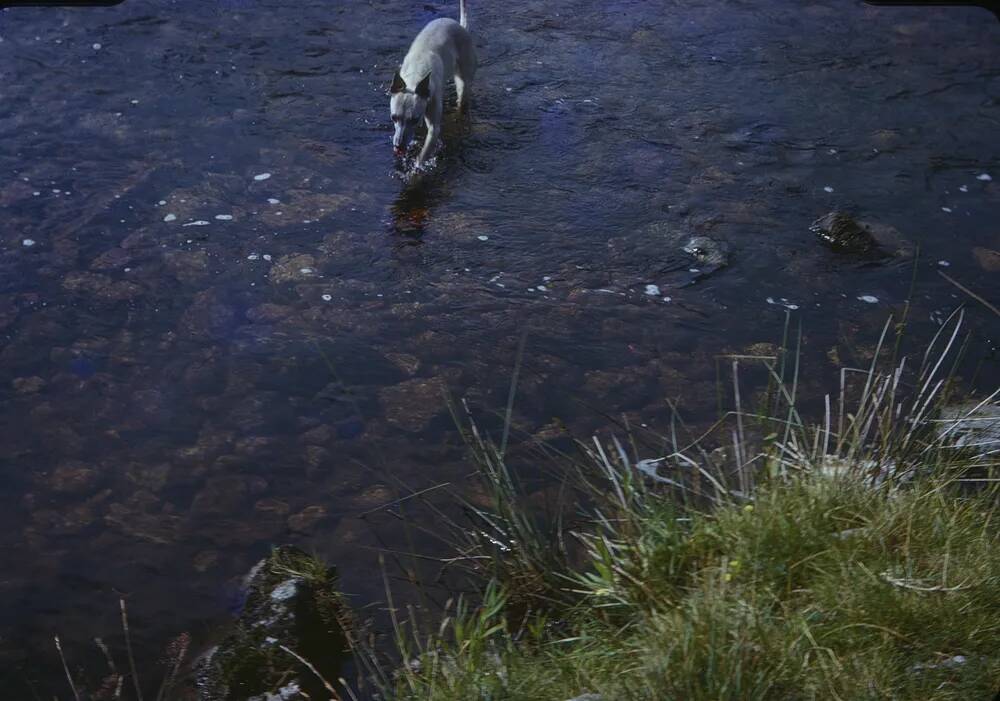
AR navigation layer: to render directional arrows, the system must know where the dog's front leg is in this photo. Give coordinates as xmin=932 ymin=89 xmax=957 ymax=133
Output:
xmin=415 ymin=98 xmax=442 ymax=169
xmin=415 ymin=120 xmax=439 ymax=169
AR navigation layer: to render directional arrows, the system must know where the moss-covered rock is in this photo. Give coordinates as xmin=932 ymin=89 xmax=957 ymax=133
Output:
xmin=186 ymin=546 xmax=349 ymax=700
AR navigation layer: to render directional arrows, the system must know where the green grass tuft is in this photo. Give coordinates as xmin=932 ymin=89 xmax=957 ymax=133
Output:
xmin=384 ymin=477 xmax=999 ymax=701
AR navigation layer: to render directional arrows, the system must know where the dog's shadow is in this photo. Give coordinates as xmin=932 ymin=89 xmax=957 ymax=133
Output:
xmin=387 ymin=110 xmax=473 ymax=245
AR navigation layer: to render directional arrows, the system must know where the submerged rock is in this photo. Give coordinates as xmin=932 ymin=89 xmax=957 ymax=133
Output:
xmin=937 ymin=401 xmax=1000 ymax=454
xmin=268 ymin=254 xmax=318 ymax=285
xmin=682 ymin=235 xmax=730 ymax=273
xmin=811 ymin=211 xmax=913 ymax=259
xmin=972 ymin=247 xmax=1000 ymax=272
xmin=45 ymin=460 xmax=99 ymax=495
xmin=186 ymin=546 xmax=349 ymax=700
xmin=811 ymin=212 xmax=879 ymax=255
xmin=379 ymin=375 xmax=449 ymax=432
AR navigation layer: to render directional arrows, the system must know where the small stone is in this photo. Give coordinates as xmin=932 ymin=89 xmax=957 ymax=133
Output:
xmin=13 ymin=376 xmax=46 ymax=394
xmin=385 ymin=352 xmax=421 ymax=376
xmin=268 ymin=254 xmax=317 ymax=284
xmin=811 ymin=212 xmax=879 ymax=256
xmin=47 ymin=461 xmax=99 ymax=495
xmin=972 ymin=247 xmax=1000 ymax=272
xmin=287 ymin=505 xmax=327 ymax=532
xmin=255 ymin=498 xmax=291 ymax=516
xmin=245 ymin=303 xmax=294 ymax=323
xmin=379 ymin=376 xmax=449 ymax=432
xmin=192 ymin=550 xmax=219 ymax=573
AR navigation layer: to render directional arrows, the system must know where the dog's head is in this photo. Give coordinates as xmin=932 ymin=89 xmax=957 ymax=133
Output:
xmin=389 ymin=70 xmax=431 ymax=156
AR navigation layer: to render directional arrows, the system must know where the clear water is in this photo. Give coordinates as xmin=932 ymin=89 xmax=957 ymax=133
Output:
xmin=1 ymin=0 xmax=998 ymax=690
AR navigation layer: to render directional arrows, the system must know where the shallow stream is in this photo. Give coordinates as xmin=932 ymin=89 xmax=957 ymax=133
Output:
xmin=1 ymin=0 xmax=998 ymax=690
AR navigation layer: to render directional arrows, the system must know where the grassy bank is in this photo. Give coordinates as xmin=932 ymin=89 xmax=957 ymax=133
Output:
xmin=380 ymin=476 xmax=999 ymax=701
xmin=359 ymin=314 xmax=999 ymax=701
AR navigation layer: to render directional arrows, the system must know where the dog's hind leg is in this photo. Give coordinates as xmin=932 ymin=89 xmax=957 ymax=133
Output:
xmin=455 ymin=38 xmax=477 ymax=112
xmin=454 ymin=75 xmax=469 ymax=111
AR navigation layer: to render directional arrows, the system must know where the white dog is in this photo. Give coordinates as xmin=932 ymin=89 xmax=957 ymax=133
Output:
xmin=389 ymin=0 xmax=476 ymax=168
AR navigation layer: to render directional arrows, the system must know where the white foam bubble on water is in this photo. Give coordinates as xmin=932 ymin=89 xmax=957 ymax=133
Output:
xmin=92 ymin=43 xmax=102 ymax=50
xmin=253 ymin=172 xmax=272 ymax=181
xmin=644 ymin=284 xmax=661 ymax=296
xmin=941 ymin=207 xmax=952 ymax=213
xmin=214 ymin=214 xmax=233 ymax=220
xmin=938 ymin=260 xmax=951 ymax=267
xmin=262 ymin=254 xmax=272 ymax=261
xmin=267 ymin=198 xmax=280 ymax=204
xmin=247 ymin=253 xmax=260 ymax=261
xmin=857 ymin=295 xmax=879 ymax=304
xmin=163 ymin=213 xmax=177 ymax=222
xmin=321 ymin=294 xmax=332 ymax=302
xmin=157 ymin=200 xmax=166 ymax=205
xmin=183 ymin=220 xmax=209 ymax=227
xmin=976 ymin=173 xmax=992 ymax=181
xmin=22 ymin=238 xmax=36 ymax=247
xmin=477 ymin=235 xmax=489 ymax=241
xmin=823 ymin=186 xmax=834 ymax=193
xmin=959 ymin=185 xmax=968 ymax=193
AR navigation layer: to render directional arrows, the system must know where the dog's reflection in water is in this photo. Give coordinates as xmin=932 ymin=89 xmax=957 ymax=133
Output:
xmin=387 ymin=171 xmax=446 ymax=245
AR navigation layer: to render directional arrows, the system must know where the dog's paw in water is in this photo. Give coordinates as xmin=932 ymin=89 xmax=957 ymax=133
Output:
xmin=391 ymin=153 xmax=439 ymax=182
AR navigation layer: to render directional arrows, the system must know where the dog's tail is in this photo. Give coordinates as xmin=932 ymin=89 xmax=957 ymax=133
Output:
xmin=459 ymin=0 xmax=468 ymax=28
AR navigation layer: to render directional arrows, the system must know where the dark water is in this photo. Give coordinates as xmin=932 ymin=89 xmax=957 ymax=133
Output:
xmin=1 ymin=0 xmax=998 ymax=691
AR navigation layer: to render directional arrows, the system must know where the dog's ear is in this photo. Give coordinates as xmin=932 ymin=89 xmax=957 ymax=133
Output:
xmin=415 ymin=72 xmax=432 ymax=99
xmin=390 ymin=71 xmax=406 ymax=94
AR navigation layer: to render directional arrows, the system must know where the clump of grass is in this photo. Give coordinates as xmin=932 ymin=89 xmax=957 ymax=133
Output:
xmin=368 ymin=312 xmax=999 ymax=701
xmin=382 ymin=477 xmax=999 ymax=701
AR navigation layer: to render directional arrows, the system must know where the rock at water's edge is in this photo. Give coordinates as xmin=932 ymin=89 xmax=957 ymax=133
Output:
xmin=182 ymin=546 xmax=349 ymax=700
